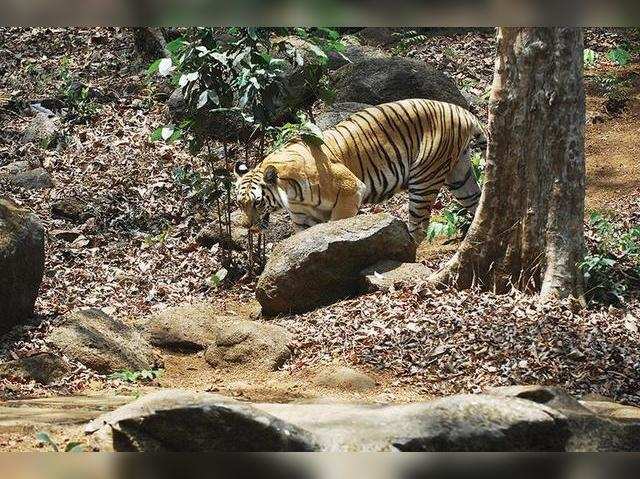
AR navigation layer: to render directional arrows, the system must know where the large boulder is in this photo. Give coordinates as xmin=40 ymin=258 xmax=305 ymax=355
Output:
xmin=0 ymin=199 xmax=45 ymax=335
xmin=0 ymin=352 xmax=70 ymax=384
xmin=86 ymin=390 xmax=585 ymax=452
xmin=327 ymin=44 xmax=388 ymax=71
xmin=256 ymin=213 xmax=416 ymax=315
xmin=47 ymin=309 xmax=162 ymax=374
xmin=315 ymin=101 xmax=372 ymax=130
xmin=85 ymin=389 xmax=319 ymax=452
xmin=204 ymin=318 xmax=291 ymax=371
xmin=332 ymin=56 xmax=469 ymax=108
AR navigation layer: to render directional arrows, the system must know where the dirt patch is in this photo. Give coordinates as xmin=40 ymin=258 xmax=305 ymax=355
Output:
xmin=585 ymin=68 xmax=640 ymax=213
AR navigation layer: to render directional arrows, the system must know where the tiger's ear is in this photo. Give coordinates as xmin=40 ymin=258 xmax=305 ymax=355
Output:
xmin=234 ymin=161 xmax=249 ymax=178
xmin=263 ymin=165 xmax=278 ymax=184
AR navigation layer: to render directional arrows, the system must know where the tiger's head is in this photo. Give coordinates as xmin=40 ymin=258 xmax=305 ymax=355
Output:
xmin=234 ymin=161 xmax=280 ymax=232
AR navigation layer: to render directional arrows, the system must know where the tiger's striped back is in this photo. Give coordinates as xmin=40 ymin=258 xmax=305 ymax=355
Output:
xmin=321 ymin=99 xmax=483 ymax=205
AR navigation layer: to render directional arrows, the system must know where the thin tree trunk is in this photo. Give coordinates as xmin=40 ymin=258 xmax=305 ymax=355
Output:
xmin=431 ymin=27 xmax=586 ymax=303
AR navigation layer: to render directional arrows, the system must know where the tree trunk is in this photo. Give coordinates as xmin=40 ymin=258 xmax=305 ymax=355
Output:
xmin=132 ymin=28 xmax=169 ymax=62
xmin=431 ymin=27 xmax=586 ymax=303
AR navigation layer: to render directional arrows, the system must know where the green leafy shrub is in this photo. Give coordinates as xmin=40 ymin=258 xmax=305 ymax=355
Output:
xmin=583 ymin=48 xmax=598 ymax=69
xmin=426 ymin=150 xmax=485 ymax=242
xmin=580 ymin=211 xmax=640 ymax=304
xmin=108 ymin=369 xmax=164 ymax=383
xmin=607 ymin=46 xmax=631 ymax=66
xmin=149 ymin=27 xmax=343 ymax=277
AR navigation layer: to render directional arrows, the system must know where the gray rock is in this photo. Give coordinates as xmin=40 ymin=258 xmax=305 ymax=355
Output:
xmin=21 ymin=113 xmax=61 ymax=148
xmin=5 ymin=167 xmax=53 ymax=190
xmin=487 ymin=385 xmax=640 ymax=451
xmin=0 ymin=352 xmax=70 ymax=384
xmin=486 ymin=385 xmax=593 ymax=415
xmin=0 ymin=199 xmax=45 ymax=334
xmin=314 ymin=366 xmax=376 ymax=391
xmin=256 ymin=213 xmax=416 ymax=315
xmin=47 ymin=309 xmax=162 ymax=374
xmin=316 ymin=101 xmax=372 ymax=130
xmin=141 ymin=304 xmax=231 ymax=352
xmin=359 ymin=260 xmax=433 ymax=292
xmin=204 ymin=318 xmax=291 ymax=371
xmin=87 ymin=391 xmax=577 ymax=452
xmin=327 ymin=44 xmax=388 ymax=71
xmin=195 ymin=224 xmax=245 ymax=251
xmin=0 ymin=160 xmax=30 ymax=176
xmin=85 ymin=389 xmax=319 ymax=451
xmin=355 ymin=27 xmax=398 ymax=46
xmin=333 ymin=57 xmax=469 ymax=108
xmin=51 ymin=197 xmax=90 ymax=223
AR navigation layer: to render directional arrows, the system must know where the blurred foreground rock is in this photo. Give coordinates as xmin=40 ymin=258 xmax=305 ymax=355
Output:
xmin=85 ymin=387 xmax=640 ymax=451
xmin=0 ymin=198 xmax=45 ymax=334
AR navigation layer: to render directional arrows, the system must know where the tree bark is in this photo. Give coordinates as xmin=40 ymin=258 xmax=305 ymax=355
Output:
xmin=431 ymin=27 xmax=586 ymax=303
xmin=132 ymin=28 xmax=169 ymax=62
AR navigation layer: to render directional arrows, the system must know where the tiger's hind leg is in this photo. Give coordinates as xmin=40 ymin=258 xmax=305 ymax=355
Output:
xmin=407 ymin=179 xmax=442 ymax=243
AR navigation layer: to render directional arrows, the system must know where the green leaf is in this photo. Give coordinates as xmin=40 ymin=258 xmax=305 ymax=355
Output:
xmin=36 ymin=432 xmax=59 ymax=452
xmin=607 ymin=47 xmax=630 ymax=66
xmin=65 ymin=442 xmax=85 ymax=453
xmin=209 ymin=267 xmax=228 ymax=287
xmin=197 ymin=90 xmax=209 ymax=109
xmin=150 ymin=126 xmax=163 ymax=141
xmin=147 ymin=59 xmax=161 ymax=75
xmin=166 ymin=38 xmax=185 ymax=55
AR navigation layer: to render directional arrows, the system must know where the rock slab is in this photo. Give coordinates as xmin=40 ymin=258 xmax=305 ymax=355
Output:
xmin=256 ymin=213 xmax=416 ymax=315
xmin=85 ymin=389 xmax=318 ymax=452
xmin=47 ymin=308 xmax=162 ymax=374
xmin=204 ymin=319 xmax=292 ymax=371
xmin=0 ymin=198 xmax=45 ymax=334
xmin=0 ymin=352 xmax=70 ymax=384
xmin=88 ymin=389 xmax=633 ymax=452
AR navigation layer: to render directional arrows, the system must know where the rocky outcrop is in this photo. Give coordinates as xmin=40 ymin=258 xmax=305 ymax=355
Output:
xmin=21 ymin=112 xmax=61 ymax=148
xmin=204 ymin=319 xmax=292 ymax=371
xmin=0 ymin=352 xmax=70 ymax=384
xmin=85 ymin=389 xmax=318 ymax=452
xmin=359 ymin=260 xmax=433 ymax=292
xmin=4 ymin=167 xmax=53 ymax=190
xmin=84 ymin=388 xmax=640 ymax=452
xmin=141 ymin=303 xmax=225 ymax=352
xmin=332 ymin=56 xmax=468 ymax=108
xmin=47 ymin=309 xmax=162 ymax=374
xmin=0 ymin=198 xmax=45 ymax=334
xmin=315 ymin=101 xmax=372 ymax=129
xmin=256 ymin=213 xmax=416 ymax=315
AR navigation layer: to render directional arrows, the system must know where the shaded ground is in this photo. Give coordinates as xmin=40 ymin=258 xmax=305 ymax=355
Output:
xmin=1 ymin=29 xmax=640 ymax=451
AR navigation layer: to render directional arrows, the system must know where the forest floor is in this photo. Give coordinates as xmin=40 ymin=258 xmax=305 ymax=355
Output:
xmin=1 ymin=28 xmax=640 ymax=450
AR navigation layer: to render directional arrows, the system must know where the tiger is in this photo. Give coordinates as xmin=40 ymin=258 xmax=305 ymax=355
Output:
xmin=234 ymin=98 xmax=486 ymax=242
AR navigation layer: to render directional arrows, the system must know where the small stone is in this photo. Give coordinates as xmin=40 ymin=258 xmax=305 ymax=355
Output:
xmin=6 ymin=167 xmax=53 ymax=190
xmin=314 ymin=366 xmax=377 ymax=391
xmin=51 ymin=197 xmax=90 ymax=223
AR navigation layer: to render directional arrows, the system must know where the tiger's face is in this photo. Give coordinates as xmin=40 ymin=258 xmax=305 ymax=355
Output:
xmin=234 ymin=162 xmax=279 ymax=232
